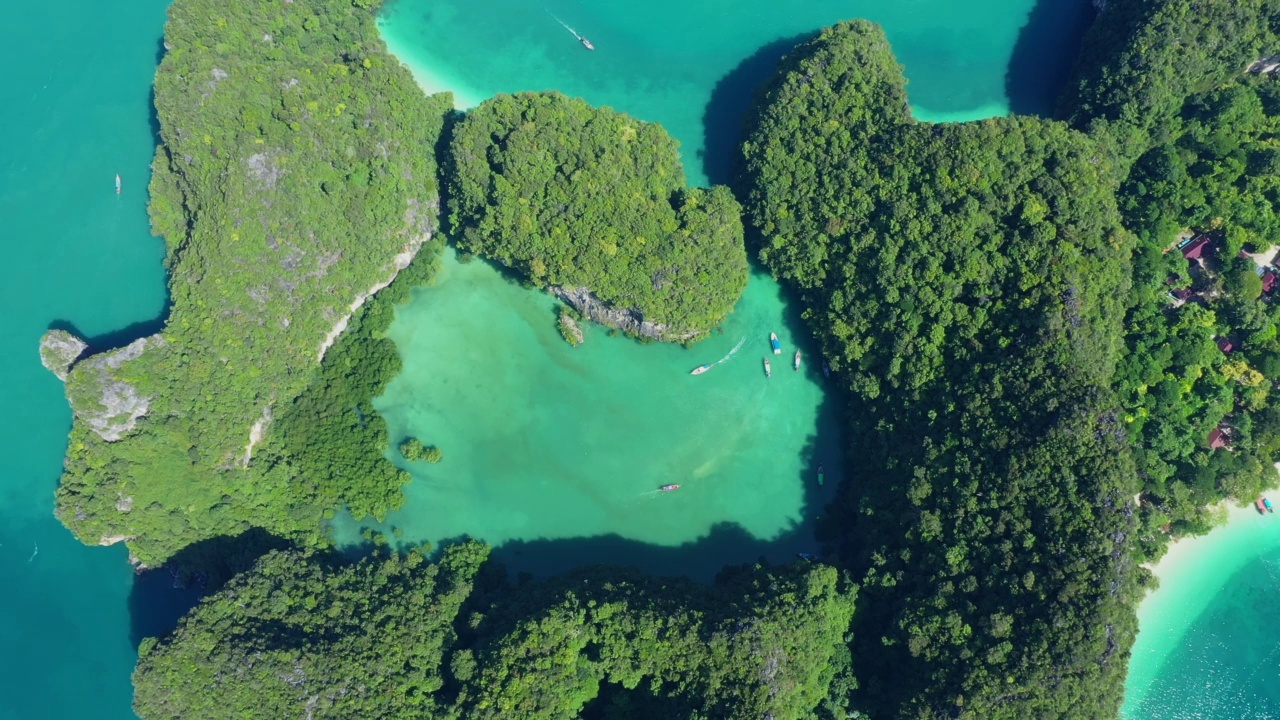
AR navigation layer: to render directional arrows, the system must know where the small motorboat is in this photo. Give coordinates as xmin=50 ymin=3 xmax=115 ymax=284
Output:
xmin=115 ymin=173 xmax=121 ymax=194
xmin=660 ymin=484 xmax=680 ymax=492
xmin=1257 ymin=497 xmax=1269 ymax=514
xmin=770 ymin=332 xmax=782 ymax=355
xmin=797 ymin=552 xmax=815 ymax=561
xmin=763 ymin=358 xmax=771 ymax=377
xmin=794 ymin=350 xmax=802 ymax=371
xmin=691 ymin=364 xmax=712 ymax=375
xmin=1268 ymin=498 xmax=1275 ymax=513
xmin=822 ymin=361 xmax=830 ymax=379
xmin=580 ymin=37 xmax=595 ymax=50
xmin=817 ymin=465 xmax=825 ymax=486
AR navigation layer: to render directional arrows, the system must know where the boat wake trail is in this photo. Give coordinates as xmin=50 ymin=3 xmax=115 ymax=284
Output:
xmin=714 ymin=336 xmax=746 ymax=366
xmin=544 ymin=8 xmax=583 ymax=41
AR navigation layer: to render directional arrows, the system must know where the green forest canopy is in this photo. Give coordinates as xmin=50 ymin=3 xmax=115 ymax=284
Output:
xmin=741 ymin=19 xmax=1141 ymax=719
xmin=447 ymin=92 xmax=748 ymax=340
xmin=52 ymin=0 xmax=452 ymax=564
xmin=133 ymin=543 xmax=857 ymax=720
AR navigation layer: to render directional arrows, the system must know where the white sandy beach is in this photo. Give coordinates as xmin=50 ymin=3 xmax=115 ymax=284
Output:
xmin=1123 ymin=500 xmax=1280 ymax=714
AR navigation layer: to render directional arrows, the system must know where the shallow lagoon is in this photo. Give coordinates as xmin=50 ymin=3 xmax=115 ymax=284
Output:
xmin=334 ymin=250 xmax=842 ymax=579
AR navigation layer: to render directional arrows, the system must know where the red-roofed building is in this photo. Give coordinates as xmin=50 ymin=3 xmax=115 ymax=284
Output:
xmin=1217 ymin=336 xmax=1235 ymax=353
xmin=1183 ymin=235 xmax=1213 ymax=260
xmin=1208 ymin=428 xmax=1229 ymax=450
xmin=1172 ymin=288 xmax=1194 ymax=301
xmin=1264 ymin=271 xmax=1278 ymax=294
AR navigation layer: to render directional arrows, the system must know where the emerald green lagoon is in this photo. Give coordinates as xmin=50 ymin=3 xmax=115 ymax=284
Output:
xmin=333 ymin=251 xmax=839 ymax=578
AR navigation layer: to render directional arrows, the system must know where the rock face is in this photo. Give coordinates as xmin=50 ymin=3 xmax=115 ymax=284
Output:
xmin=67 ymin=336 xmax=163 ymax=442
xmin=550 ymin=286 xmax=700 ymax=342
xmin=39 ymin=329 xmax=88 ymax=381
xmin=1249 ymin=55 xmax=1280 ymax=74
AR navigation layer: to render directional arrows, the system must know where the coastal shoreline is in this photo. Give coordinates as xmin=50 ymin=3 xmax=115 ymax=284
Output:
xmin=378 ymin=16 xmax=483 ymax=109
xmin=1122 ymin=499 xmax=1280 ymax=715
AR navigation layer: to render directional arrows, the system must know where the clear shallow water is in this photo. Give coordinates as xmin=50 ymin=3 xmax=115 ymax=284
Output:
xmin=334 ymin=250 xmax=842 ymax=579
xmin=1123 ymin=509 xmax=1280 ymax=719
xmin=379 ymin=0 xmax=1093 ymax=184
xmin=0 ymin=1 xmax=171 ymax=717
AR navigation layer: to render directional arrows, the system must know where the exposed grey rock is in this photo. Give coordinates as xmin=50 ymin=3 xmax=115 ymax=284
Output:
xmin=68 ymin=336 xmax=164 ymax=442
xmin=116 ymin=495 xmax=134 ymax=513
xmin=39 ymin=329 xmax=88 ymax=381
xmin=550 ymin=286 xmax=700 ymax=342
xmin=247 ymin=151 xmax=283 ymax=191
xmin=1249 ymin=55 xmax=1280 ymax=74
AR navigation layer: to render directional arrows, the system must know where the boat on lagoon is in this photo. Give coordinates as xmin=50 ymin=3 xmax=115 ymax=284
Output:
xmin=763 ymin=358 xmax=771 ymax=377
xmin=690 ymin=364 xmax=712 ymax=375
xmin=660 ymin=484 xmax=680 ymax=492
xmin=794 ymin=350 xmax=802 ymax=371
xmin=770 ymin=332 xmax=782 ymax=354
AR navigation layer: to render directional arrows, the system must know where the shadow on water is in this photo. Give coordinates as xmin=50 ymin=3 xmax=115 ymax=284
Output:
xmin=700 ymin=32 xmax=817 ymax=187
xmin=47 ymin=307 xmax=170 ymax=359
xmin=1005 ymin=0 xmax=1096 ymax=116
xmin=126 ymin=528 xmax=290 ymax=648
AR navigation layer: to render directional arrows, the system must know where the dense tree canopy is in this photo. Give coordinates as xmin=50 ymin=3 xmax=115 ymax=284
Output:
xmin=448 ymin=92 xmax=748 ymax=340
xmin=132 ymin=545 xmax=857 ymax=720
xmin=1059 ymin=0 xmax=1280 ymax=163
xmin=52 ymin=0 xmax=452 ymax=564
xmin=133 ymin=542 xmax=489 ymax=719
xmin=741 ymin=20 xmax=1143 ymax=719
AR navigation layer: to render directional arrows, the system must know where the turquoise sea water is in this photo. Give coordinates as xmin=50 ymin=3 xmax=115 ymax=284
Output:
xmin=0 ymin=2 xmax=170 ymax=718
xmin=378 ymin=0 xmax=1093 ymax=184
xmin=1122 ymin=509 xmax=1280 ymax=719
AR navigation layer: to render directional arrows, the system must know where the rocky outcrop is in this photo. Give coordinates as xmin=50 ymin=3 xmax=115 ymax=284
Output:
xmin=39 ymin=329 xmax=88 ymax=381
xmin=550 ymin=286 xmax=700 ymax=342
xmin=67 ymin=336 xmax=163 ymax=442
xmin=1249 ymin=55 xmax=1280 ymax=74
xmin=558 ymin=311 xmax=585 ymax=346
xmin=1092 ymin=0 xmax=1106 ymax=12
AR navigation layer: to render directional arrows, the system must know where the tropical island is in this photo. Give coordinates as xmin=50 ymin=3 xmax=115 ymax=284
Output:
xmin=36 ymin=0 xmax=1280 ymax=717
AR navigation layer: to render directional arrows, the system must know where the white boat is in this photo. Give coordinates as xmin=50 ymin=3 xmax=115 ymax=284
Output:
xmin=794 ymin=350 xmax=802 ymax=371
xmin=690 ymin=364 xmax=712 ymax=375
xmin=770 ymin=332 xmax=782 ymax=354
xmin=763 ymin=358 xmax=772 ymax=377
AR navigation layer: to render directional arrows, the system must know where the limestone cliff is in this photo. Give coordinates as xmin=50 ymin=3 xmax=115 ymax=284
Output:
xmin=551 ymin=286 xmax=701 ymax=342
xmin=38 ymin=329 xmax=88 ymax=381
xmin=65 ymin=336 xmax=163 ymax=442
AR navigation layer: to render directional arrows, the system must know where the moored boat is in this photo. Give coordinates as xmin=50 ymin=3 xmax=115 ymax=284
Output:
xmin=690 ymin=364 xmax=712 ymax=375
xmin=817 ymin=465 xmax=825 ymax=486
xmin=1268 ymin=498 xmax=1275 ymax=513
xmin=770 ymin=332 xmax=782 ymax=354
xmin=763 ymin=358 xmax=771 ymax=377
xmin=822 ymin=361 xmax=830 ymax=379
xmin=660 ymin=484 xmax=680 ymax=491
xmin=1258 ymin=497 xmax=1269 ymax=514
xmin=794 ymin=350 xmax=802 ymax=371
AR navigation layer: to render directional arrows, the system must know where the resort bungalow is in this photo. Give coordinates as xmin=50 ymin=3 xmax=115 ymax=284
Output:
xmin=1182 ymin=235 xmax=1213 ymax=260
xmin=1217 ymin=336 xmax=1235 ymax=353
xmin=1264 ymin=269 xmax=1278 ymax=294
xmin=1208 ymin=427 xmax=1229 ymax=450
